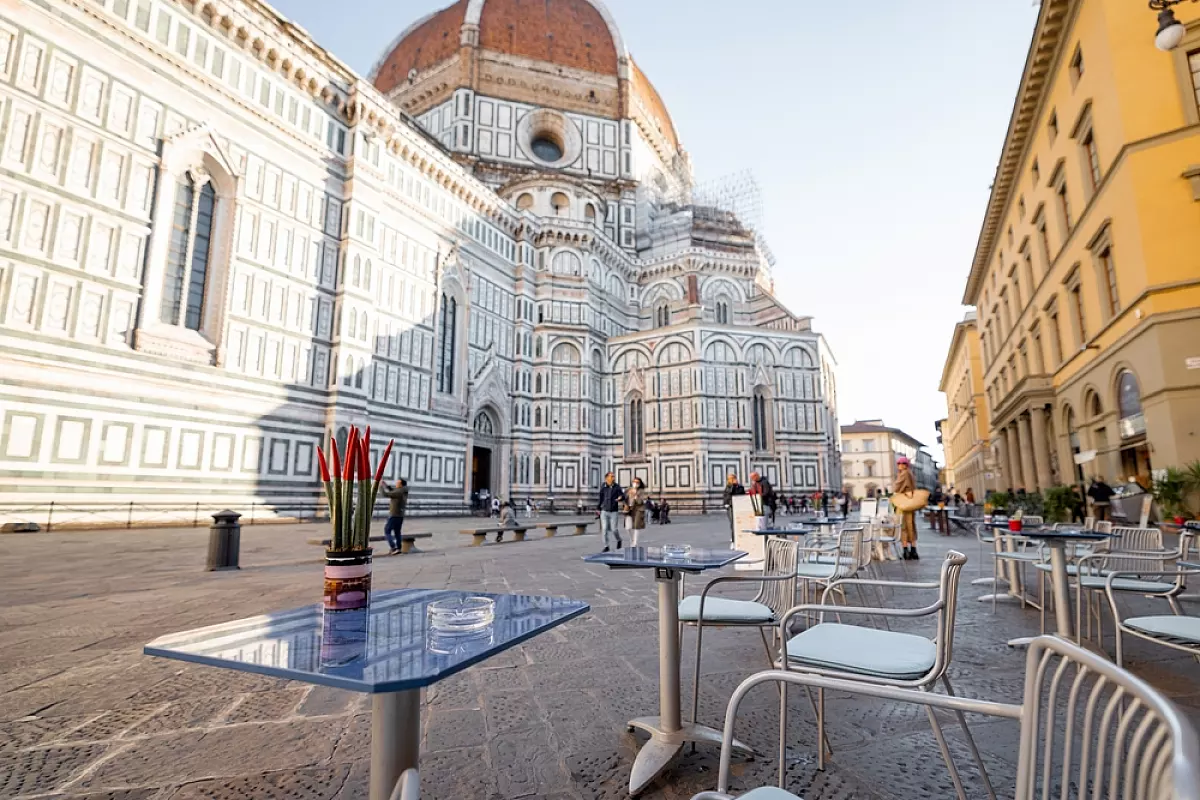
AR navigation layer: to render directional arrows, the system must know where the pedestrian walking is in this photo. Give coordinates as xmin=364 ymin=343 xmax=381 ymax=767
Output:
xmin=722 ymin=473 xmax=745 ymax=543
xmin=381 ymin=478 xmax=409 ymax=555
xmin=490 ymin=496 xmax=500 ymax=518
xmin=660 ymin=498 xmax=671 ymax=524
xmin=597 ymin=472 xmax=626 ymax=552
xmin=894 ymin=457 xmax=919 ymax=560
xmin=625 ymin=478 xmax=647 ymax=546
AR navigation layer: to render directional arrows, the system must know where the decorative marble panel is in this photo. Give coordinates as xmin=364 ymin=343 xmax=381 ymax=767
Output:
xmin=3 ymin=412 xmax=42 ymax=460
xmin=53 ymin=417 xmax=90 ymax=463
xmin=99 ymin=422 xmax=131 ymax=465
xmin=46 ymin=52 xmax=76 ymax=108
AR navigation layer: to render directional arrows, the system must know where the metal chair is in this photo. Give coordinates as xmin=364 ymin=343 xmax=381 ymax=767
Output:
xmin=1106 ymin=566 xmax=1200 ymax=670
xmin=793 ymin=525 xmax=865 ymax=615
xmin=689 ymin=635 xmax=1200 ymax=800
xmin=992 ymin=528 xmax=1043 ymax=612
xmin=1074 ymin=528 xmax=1186 ymax=651
xmin=775 ymin=551 xmax=995 ymax=800
xmin=679 ymin=538 xmax=799 ymax=729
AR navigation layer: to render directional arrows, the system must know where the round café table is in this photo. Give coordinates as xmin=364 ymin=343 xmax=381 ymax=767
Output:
xmin=1001 ymin=528 xmax=1115 ymax=648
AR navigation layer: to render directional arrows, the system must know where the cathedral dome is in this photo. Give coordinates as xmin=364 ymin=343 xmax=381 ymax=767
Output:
xmin=372 ymin=0 xmax=679 ymax=151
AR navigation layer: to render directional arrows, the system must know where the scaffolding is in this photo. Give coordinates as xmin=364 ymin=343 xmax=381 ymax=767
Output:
xmin=689 ymin=170 xmax=765 ymax=234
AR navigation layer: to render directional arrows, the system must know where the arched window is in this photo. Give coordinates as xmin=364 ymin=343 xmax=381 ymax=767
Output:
xmin=347 ymin=308 xmax=357 ymax=339
xmin=516 ymin=192 xmax=533 ymax=211
xmin=715 ymin=299 xmax=730 ymax=325
xmin=584 ymin=203 xmax=597 ymax=225
xmin=364 ymin=259 xmax=372 ymax=290
xmin=551 ymin=192 xmax=570 ymax=215
xmin=342 ymin=355 xmax=353 ymax=387
xmin=752 ymin=389 xmax=771 ymax=451
xmin=1117 ymin=370 xmax=1145 ymax=438
xmin=533 ymin=457 xmax=542 ymax=485
xmin=626 ymin=394 xmax=644 ymax=455
xmin=535 ymin=374 xmax=543 ymax=394
xmin=535 ymin=337 xmax=543 ymax=358
xmin=159 ymin=174 xmax=216 ymax=331
xmin=352 ymin=255 xmax=362 ymax=286
xmin=437 ymin=293 xmax=457 ymax=393
xmin=535 ymin=407 xmax=543 ymax=427
xmin=655 ymin=303 xmax=670 ymax=328
xmin=864 ymin=460 xmax=875 ymax=478
xmin=354 ymin=359 xmax=364 ymax=389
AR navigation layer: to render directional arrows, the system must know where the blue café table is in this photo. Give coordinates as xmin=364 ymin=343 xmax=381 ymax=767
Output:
xmin=583 ymin=547 xmax=749 ymax=795
xmin=145 ymin=589 xmax=588 ymax=800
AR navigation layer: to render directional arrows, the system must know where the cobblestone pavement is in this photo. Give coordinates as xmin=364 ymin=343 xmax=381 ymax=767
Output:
xmin=2 ymin=515 xmax=1199 ymax=799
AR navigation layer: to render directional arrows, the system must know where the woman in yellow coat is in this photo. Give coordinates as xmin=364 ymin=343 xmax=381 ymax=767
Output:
xmin=893 ymin=456 xmax=919 ymax=560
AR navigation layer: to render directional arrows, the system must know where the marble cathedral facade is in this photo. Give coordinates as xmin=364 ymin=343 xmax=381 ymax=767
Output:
xmin=0 ymin=0 xmax=841 ymax=520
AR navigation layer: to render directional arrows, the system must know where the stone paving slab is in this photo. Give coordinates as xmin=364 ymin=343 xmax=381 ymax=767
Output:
xmin=2 ymin=514 xmax=1199 ymax=798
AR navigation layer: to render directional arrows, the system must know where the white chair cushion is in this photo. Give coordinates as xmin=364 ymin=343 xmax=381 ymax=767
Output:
xmin=785 ymin=623 xmax=936 ymax=680
xmin=1125 ymin=616 xmax=1200 ymax=643
xmin=738 ymin=787 xmax=802 ymax=800
xmin=1079 ymin=576 xmax=1176 ymax=593
xmin=678 ymin=595 xmax=774 ymax=623
xmin=795 ymin=563 xmax=837 ymax=579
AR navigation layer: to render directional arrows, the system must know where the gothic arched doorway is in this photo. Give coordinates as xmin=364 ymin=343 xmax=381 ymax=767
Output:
xmin=471 ymin=409 xmax=499 ymax=509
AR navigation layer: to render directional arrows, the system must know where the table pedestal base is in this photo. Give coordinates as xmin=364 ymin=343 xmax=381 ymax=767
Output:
xmin=626 ymin=716 xmax=754 ymax=796
xmin=976 ymin=593 xmax=1022 ymax=604
xmin=370 ymin=689 xmax=421 ymax=800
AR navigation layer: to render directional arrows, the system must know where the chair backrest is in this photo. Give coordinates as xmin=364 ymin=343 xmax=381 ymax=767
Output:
xmin=837 ymin=524 xmax=865 ymax=578
xmin=1015 ymin=636 xmax=1200 ymax=800
xmin=1085 ymin=515 xmax=1096 ymax=530
xmin=755 ymin=538 xmax=799 ymax=616
xmin=1094 ymin=520 xmax=1113 ymax=533
xmin=1111 ymin=526 xmax=1164 ymax=552
xmin=929 ymin=551 xmax=968 ymax=680
xmin=1023 ymin=515 xmax=1044 ymax=526
xmin=702 ymin=635 xmax=1200 ymax=799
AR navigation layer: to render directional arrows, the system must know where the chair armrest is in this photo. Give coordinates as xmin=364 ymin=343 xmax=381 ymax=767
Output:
xmin=696 ymin=573 xmax=795 ymax=600
xmin=779 ymin=599 xmax=942 ymax=635
xmin=1077 ymin=552 xmax=1177 ymax=572
xmin=689 ymin=793 xmax=735 ymax=800
xmin=1103 ymin=568 xmax=1199 ymax=610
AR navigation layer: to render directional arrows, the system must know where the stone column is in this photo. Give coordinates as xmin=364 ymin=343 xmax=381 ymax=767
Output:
xmin=1029 ymin=407 xmax=1053 ymax=491
xmin=996 ymin=428 xmax=1011 ymax=491
xmin=1017 ymin=414 xmax=1036 ymax=493
xmin=1002 ymin=425 xmax=1021 ymax=491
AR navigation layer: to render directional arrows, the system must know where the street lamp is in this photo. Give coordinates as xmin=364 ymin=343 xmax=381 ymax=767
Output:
xmin=1150 ymin=0 xmax=1194 ymax=51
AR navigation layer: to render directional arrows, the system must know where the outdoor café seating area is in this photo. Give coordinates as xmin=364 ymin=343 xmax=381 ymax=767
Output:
xmin=120 ymin=507 xmax=1200 ymax=800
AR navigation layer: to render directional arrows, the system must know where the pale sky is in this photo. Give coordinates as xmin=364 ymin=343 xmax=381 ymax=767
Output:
xmin=274 ymin=0 xmax=1040 ymax=463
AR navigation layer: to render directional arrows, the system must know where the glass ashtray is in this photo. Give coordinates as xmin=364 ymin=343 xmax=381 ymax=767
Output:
xmin=661 ymin=544 xmax=692 ymax=560
xmin=428 ymin=596 xmax=495 ymax=633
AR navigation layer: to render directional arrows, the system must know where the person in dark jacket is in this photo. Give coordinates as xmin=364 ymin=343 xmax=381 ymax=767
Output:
xmin=381 ymin=479 xmax=409 ymax=555
xmin=1088 ymin=477 xmax=1115 ymax=521
xmin=597 ymin=473 xmax=626 ymax=552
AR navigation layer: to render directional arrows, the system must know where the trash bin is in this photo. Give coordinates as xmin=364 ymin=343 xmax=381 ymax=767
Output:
xmin=206 ymin=510 xmax=242 ymax=571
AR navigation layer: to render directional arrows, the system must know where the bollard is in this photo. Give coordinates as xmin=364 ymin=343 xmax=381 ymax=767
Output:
xmin=206 ymin=510 xmax=242 ymax=571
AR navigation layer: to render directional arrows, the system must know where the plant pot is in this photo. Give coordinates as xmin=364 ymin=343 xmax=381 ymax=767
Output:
xmin=1176 ymin=516 xmax=1187 ymax=526
xmin=1009 ymin=519 xmax=1023 ymax=532
xmin=319 ymin=607 xmax=369 ymax=672
xmin=324 ymin=548 xmax=372 ymax=611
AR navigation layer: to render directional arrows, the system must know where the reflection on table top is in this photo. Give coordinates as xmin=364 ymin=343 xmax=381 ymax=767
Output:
xmin=742 ymin=528 xmax=814 ymax=536
xmin=1011 ymin=528 xmax=1116 ymax=541
xmin=582 ymin=547 xmax=746 ymax=571
xmin=144 ymin=589 xmax=589 ymax=693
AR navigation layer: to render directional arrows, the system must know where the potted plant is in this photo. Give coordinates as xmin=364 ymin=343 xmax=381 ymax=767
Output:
xmin=1153 ymin=467 xmax=1189 ymax=525
xmin=317 ymin=426 xmax=393 ymax=611
xmin=1182 ymin=460 xmax=1200 ymax=520
xmin=1042 ymin=486 xmax=1074 ymax=524
xmin=988 ymin=491 xmax=1012 ymax=517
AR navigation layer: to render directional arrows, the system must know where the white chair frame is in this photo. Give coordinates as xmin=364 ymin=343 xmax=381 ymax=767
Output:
xmin=690 ymin=636 xmax=1200 ymax=800
xmin=775 ymin=551 xmax=994 ymax=800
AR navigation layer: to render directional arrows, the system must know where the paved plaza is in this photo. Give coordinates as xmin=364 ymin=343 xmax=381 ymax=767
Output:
xmin=2 ymin=516 xmax=1199 ymax=800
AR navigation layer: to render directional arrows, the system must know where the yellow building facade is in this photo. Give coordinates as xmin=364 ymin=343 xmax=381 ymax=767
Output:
xmin=938 ymin=314 xmax=997 ymax=497
xmin=960 ymin=0 xmax=1200 ymax=493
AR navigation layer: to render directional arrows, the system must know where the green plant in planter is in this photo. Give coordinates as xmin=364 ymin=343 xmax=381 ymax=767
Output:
xmin=1182 ymin=460 xmax=1200 ymax=518
xmin=1153 ymin=467 xmax=1189 ymax=522
xmin=1013 ymin=491 xmax=1045 ymax=517
xmin=1042 ymin=486 xmax=1074 ymax=523
xmin=988 ymin=491 xmax=1012 ymax=513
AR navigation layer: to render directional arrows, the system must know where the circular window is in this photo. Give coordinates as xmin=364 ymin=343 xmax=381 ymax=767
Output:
xmin=531 ymin=136 xmax=563 ymax=162
xmin=517 ymin=109 xmax=582 ymax=168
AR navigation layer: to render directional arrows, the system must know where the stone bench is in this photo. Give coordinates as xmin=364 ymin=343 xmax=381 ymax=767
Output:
xmin=542 ymin=518 xmax=594 ymax=537
xmin=461 ymin=527 xmax=531 ymax=546
xmin=306 ymin=533 xmax=433 ymax=554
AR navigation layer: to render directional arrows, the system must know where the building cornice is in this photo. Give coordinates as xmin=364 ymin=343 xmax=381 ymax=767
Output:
xmin=938 ymin=318 xmax=976 ymax=393
xmin=962 ymin=0 xmax=1073 ymax=306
